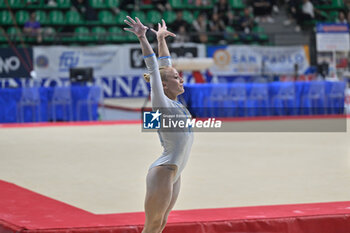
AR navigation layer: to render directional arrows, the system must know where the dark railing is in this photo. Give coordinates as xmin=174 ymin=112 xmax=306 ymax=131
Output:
xmin=1 ymin=30 xmax=271 ymax=46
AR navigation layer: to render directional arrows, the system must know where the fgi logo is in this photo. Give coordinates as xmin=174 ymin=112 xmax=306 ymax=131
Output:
xmin=143 ymin=109 xmax=162 ymax=129
xmin=59 ymin=51 xmax=79 ymax=72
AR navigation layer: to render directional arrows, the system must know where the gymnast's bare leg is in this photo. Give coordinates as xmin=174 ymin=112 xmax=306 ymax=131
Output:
xmin=142 ymin=165 xmax=180 ymax=233
xmin=159 ymin=176 xmax=181 ymax=233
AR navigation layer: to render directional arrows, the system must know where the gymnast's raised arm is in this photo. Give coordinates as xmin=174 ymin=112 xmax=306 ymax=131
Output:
xmin=124 ymin=16 xmax=168 ymax=108
xmin=151 ymin=19 xmax=176 ymax=67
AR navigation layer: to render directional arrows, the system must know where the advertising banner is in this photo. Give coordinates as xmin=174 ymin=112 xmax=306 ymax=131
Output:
xmin=125 ymin=43 xmax=206 ymax=75
xmin=316 ymin=23 xmax=350 ymax=52
xmin=0 ymin=76 xmax=150 ymax=98
xmin=34 ymin=44 xmax=206 ymax=78
xmin=0 ymin=48 xmax=32 ymax=78
xmin=34 ymin=45 xmax=124 ymax=78
xmin=207 ymin=45 xmax=310 ymax=75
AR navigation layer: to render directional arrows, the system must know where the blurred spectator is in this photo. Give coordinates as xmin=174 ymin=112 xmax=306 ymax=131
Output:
xmin=283 ymin=0 xmax=299 ymax=26
xmin=348 ymin=11 xmax=350 ymax=23
xmin=152 ymin=0 xmax=171 ymax=12
xmin=25 ymin=0 xmax=40 ymax=6
xmin=112 ymin=0 xmax=139 ymax=14
xmin=188 ymin=0 xmax=211 ymax=6
xmin=252 ymin=0 xmax=274 ymax=23
xmin=174 ymin=25 xmax=191 ymax=43
xmin=45 ymin=0 xmax=57 ymax=6
xmin=170 ymin=11 xmax=191 ymax=43
xmin=213 ymin=0 xmax=235 ymax=26
xmin=170 ymin=11 xmax=190 ymax=33
xmin=140 ymin=0 xmax=151 ymax=8
xmin=346 ymin=0 xmax=350 ymax=9
xmin=336 ymin=11 xmax=348 ymax=23
xmin=192 ymin=12 xmax=208 ymax=43
xmin=209 ymin=12 xmax=226 ymax=41
xmin=71 ymin=0 xmax=97 ymax=21
xmin=239 ymin=7 xmax=255 ymax=33
xmin=195 ymin=0 xmax=211 ymax=6
xmin=294 ymin=0 xmax=314 ymax=32
xmin=23 ymin=11 xmax=42 ymax=43
xmin=271 ymin=0 xmax=279 ymax=13
xmin=313 ymin=0 xmax=332 ymax=5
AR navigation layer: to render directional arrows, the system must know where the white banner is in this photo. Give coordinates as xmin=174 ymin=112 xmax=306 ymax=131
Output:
xmin=34 ymin=44 xmax=206 ymax=78
xmin=316 ymin=24 xmax=350 ymax=52
xmin=34 ymin=45 xmax=125 ymax=79
xmin=317 ymin=33 xmax=350 ymax=52
xmin=208 ymin=45 xmax=310 ymax=75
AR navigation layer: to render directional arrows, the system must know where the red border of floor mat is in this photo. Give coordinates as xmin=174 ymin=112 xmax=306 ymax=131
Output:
xmin=1 ymin=180 xmax=350 ymax=233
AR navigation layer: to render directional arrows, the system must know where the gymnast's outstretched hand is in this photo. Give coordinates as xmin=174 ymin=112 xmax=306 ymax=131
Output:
xmin=150 ymin=19 xmax=176 ymax=40
xmin=124 ymin=16 xmax=148 ymax=38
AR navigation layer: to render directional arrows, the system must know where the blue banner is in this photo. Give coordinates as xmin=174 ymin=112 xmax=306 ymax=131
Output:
xmin=181 ymin=81 xmax=346 ymax=117
xmin=0 ymin=76 xmax=150 ymax=98
xmin=316 ymin=23 xmax=349 ymax=33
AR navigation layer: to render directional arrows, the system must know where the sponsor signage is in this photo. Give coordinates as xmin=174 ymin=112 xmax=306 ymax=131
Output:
xmin=34 ymin=44 xmax=205 ymax=77
xmin=127 ymin=43 xmax=206 ymax=74
xmin=34 ymin=45 xmax=124 ymax=78
xmin=316 ymin=23 xmax=350 ymax=52
xmin=207 ymin=45 xmax=310 ymax=75
xmin=0 ymin=48 xmax=32 ymax=78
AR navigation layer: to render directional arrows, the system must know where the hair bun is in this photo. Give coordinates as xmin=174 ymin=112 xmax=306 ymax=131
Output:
xmin=143 ymin=73 xmax=150 ymax=82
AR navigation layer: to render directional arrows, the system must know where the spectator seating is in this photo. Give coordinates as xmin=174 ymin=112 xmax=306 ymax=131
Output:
xmin=106 ymin=0 xmax=120 ymax=8
xmin=1 ymin=0 xmax=345 ymax=46
xmin=56 ymin=0 xmax=71 ymax=8
xmin=7 ymin=26 xmax=21 ymax=42
xmin=163 ymin=11 xmax=176 ymax=24
xmin=48 ymin=10 xmax=65 ymax=25
xmin=66 ymin=10 xmax=83 ymax=25
xmin=316 ymin=0 xmax=344 ymax=10
xmin=90 ymin=0 xmax=106 ymax=9
xmin=146 ymin=10 xmax=162 ymax=24
xmin=74 ymin=26 xmax=90 ymax=42
xmin=35 ymin=10 xmax=47 ymax=25
xmin=108 ymin=26 xmax=125 ymax=43
xmin=131 ymin=10 xmax=146 ymax=23
xmin=116 ymin=10 xmax=128 ymax=25
xmin=1 ymin=11 xmax=13 ymax=25
xmin=98 ymin=10 xmax=114 ymax=24
xmin=182 ymin=10 xmax=194 ymax=24
xmin=229 ymin=0 xmax=245 ymax=10
xmin=9 ymin=0 xmax=25 ymax=8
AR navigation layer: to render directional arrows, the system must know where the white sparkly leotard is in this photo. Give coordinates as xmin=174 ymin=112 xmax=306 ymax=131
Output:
xmin=144 ymin=54 xmax=194 ymax=183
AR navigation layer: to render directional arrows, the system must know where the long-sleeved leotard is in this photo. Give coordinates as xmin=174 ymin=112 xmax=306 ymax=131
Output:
xmin=144 ymin=54 xmax=194 ymax=183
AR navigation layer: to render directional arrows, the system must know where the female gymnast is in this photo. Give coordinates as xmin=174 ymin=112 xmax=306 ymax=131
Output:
xmin=124 ymin=16 xmax=194 ymax=233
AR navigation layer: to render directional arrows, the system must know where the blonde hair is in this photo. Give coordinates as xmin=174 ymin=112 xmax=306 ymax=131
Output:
xmin=143 ymin=66 xmax=169 ymax=83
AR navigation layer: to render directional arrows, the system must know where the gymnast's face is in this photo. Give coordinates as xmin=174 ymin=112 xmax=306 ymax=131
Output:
xmin=163 ymin=67 xmax=184 ymax=98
